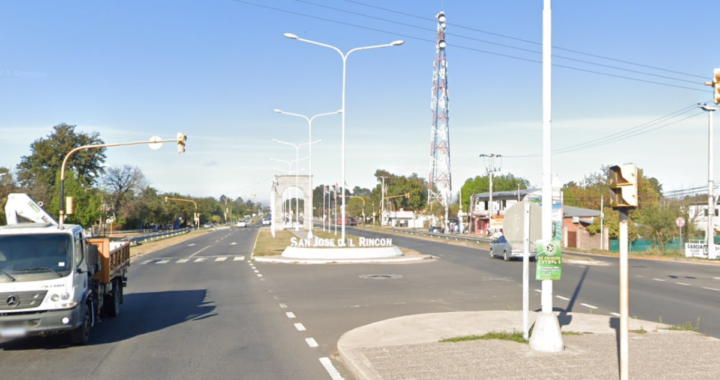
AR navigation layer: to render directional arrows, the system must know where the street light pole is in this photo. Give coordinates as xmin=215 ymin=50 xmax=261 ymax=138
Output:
xmin=274 ymin=109 xmax=341 ymax=238
xmin=699 ymin=104 xmax=719 ymax=259
xmin=479 ymin=154 xmax=501 ymax=234
xmin=273 ymin=139 xmax=321 ymax=232
xmin=284 ymin=33 xmax=403 ymax=245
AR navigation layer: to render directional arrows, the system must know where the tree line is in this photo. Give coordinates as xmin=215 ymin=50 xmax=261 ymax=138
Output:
xmin=0 ymin=124 xmax=264 ymax=229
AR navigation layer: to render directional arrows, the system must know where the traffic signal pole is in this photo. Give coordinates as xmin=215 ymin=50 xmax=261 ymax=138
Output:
xmin=619 ymin=207 xmax=630 ymax=380
xmin=703 ymin=69 xmax=720 ymax=258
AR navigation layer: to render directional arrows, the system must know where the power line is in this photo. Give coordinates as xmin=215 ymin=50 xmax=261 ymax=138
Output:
xmin=341 ymin=0 xmax=707 ymax=79
xmin=292 ymin=0 xmax=701 ymax=85
xmin=227 ymin=0 xmax=706 ymax=92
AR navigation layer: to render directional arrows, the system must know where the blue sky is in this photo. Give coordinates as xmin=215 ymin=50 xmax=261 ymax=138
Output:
xmin=0 ymin=0 xmax=717 ymax=203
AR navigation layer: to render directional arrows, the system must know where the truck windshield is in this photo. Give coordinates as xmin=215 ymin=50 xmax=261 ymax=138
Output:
xmin=0 ymin=234 xmax=73 ymax=282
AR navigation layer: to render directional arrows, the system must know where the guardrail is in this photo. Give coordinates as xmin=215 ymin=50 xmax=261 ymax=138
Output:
xmin=388 ymin=228 xmax=492 ymax=245
xmin=111 ymin=228 xmax=192 ymax=246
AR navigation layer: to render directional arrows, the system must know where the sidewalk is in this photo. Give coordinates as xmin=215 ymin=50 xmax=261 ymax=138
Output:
xmin=338 ymin=311 xmax=720 ymax=380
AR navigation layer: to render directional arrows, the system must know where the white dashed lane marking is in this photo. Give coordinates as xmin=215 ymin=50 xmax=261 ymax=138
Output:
xmin=581 ymin=303 xmax=598 ymax=310
xmin=286 ymin=312 xmax=296 ymax=319
xmin=195 ymin=258 xmax=207 ymax=262
xmin=703 ymin=287 xmax=720 ymax=291
xmin=653 ymin=278 xmax=665 ymax=282
xmin=215 ymin=257 xmax=227 ymax=262
xmin=279 ymin=303 xmax=287 ymax=309
xmin=257 ymin=274 xmax=263 ymax=277
xmin=177 ymin=259 xmax=189 ymax=263
xmin=140 ymin=260 xmax=152 ymax=265
xmin=676 ymin=282 xmax=690 ymax=286
xmin=294 ymin=323 xmax=306 ymax=331
xmin=305 ymin=338 xmax=318 ymax=348
xmin=610 ymin=312 xmax=621 ymax=317
xmin=319 ymin=357 xmax=345 ymax=380
xmin=234 ymin=256 xmax=245 ymax=261
xmin=156 ymin=260 xmax=170 ymax=264
xmin=556 ymin=296 xmax=570 ymax=301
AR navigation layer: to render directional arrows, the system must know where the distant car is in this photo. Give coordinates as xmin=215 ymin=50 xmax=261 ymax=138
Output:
xmin=237 ymin=220 xmax=247 ymax=228
xmin=203 ymin=223 xmax=214 ymax=228
xmin=348 ymin=217 xmax=358 ymax=226
xmin=489 ymin=235 xmax=537 ymax=261
xmin=262 ymin=218 xmax=271 ymax=225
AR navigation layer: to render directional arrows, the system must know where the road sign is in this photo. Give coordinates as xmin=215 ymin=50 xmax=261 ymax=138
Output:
xmin=536 ymin=240 xmax=562 ymax=280
xmin=503 ymin=202 xmax=542 ymax=247
xmin=148 ymin=136 xmax=162 ymax=150
xmin=676 ymin=217 xmax=685 ymax=227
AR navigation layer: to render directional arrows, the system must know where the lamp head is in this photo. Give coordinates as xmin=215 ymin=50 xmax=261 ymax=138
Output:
xmin=274 ymin=109 xmax=282 ymax=113
xmin=284 ymin=33 xmax=299 ymax=40
xmin=272 ymin=139 xmax=278 ymax=142
xmin=391 ymin=40 xmax=404 ymax=46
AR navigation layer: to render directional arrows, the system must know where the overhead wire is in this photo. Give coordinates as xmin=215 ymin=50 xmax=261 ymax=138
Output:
xmin=340 ymin=0 xmax=707 ymax=79
xmin=226 ymin=0 xmax=706 ymax=92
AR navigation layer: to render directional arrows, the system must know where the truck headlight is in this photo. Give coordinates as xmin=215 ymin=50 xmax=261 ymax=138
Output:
xmin=61 ymin=292 xmax=70 ymax=300
xmin=50 ymin=294 xmax=60 ymax=302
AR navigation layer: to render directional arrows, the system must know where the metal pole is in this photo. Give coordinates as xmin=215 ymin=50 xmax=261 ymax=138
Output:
xmin=323 ymin=185 xmax=326 ymax=231
xmin=341 ymin=55 xmax=348 ymax=245
xmin=708 ymin=109 xmax=716 ymax=259
xmin=295 ymin=146 xmax=300 ymax=232
xmin=600 ymin=196 xmax=604 ymax=250
xmin=523 ymin=199 xmax=531 ymax=340
xmin=308 ymin=118 xmax=313 ymax=238
xmin=619 ymin=208 xmax=630 ymax=380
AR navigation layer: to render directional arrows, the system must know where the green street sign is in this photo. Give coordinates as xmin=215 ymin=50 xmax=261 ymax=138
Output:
xmin=536 ymin=240 xmax=562 ymax=280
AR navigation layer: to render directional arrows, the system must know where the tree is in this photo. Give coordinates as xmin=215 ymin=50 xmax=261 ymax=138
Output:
xmin=635 ymin=202 xmax=682 ymax=251
xmin=17 ymin=124 xmax=106 ymax=196
xmin=101 ymin=165 xmax=148 ymax=218
xmin=49 ymin=170 xmax=103 ymax=227
xmin=0 ymin=168 xmax=19 ymax=225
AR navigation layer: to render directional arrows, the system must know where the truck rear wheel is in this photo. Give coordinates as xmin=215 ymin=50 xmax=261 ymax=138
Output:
xmin=69 ymin=302 xmax=92 ymax=345
xmin=103 ymin=280 xmax=121 ymax=318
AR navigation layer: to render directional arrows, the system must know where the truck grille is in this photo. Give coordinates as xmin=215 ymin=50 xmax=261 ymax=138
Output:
xmin=0 ymin=291 xmax=48 ymax=311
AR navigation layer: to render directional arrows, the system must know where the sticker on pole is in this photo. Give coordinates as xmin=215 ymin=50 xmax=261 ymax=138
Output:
xmin=536 ymin=240 xmax=562 ymax=280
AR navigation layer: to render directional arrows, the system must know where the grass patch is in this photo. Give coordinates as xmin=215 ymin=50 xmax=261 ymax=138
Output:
xmin=629 ymin=327 xmax=647 ymax=334
xmin=664 ymin=318 xmax=700 ymax=332
xmin=561 ymin=331 xmax=593 ymax=336
xmin=253 ymin=228 xmax=295 ymax=256
xmin=440 ymin=330 xmax=527 ymax=344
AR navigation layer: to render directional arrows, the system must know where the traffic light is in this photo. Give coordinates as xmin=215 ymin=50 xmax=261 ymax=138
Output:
xmin=164 ymin=196 xmax=168 ymax=202
xmin=65 ymin=197 xmax=74 ymax=215
xmin=177 ymin=132 xmax=187 ymax=153
xmin=714 ymin=68 xmax=720 ymax=105
xmin=608 ymin=164 xmax=638 ymax=208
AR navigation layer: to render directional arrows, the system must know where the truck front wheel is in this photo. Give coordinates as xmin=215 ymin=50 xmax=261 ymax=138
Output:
xmin=69 ymin=302 xmax=92 ymax=345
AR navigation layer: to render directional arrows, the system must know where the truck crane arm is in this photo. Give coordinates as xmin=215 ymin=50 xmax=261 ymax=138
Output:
xmin=4 ymin=193 xmax=58 ymax=226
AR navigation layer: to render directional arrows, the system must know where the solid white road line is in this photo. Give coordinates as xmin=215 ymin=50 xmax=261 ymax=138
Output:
xmin=215 ymin=257 xmax=227 ymax=262
xmin=294 ymin=323 xmax=306 ymax=331
xmin=653 ymin=278 xmax=665 ymax=282
xmin=188 ymin=245 xmax=212 ymax=258
xmin=177 ymin=259 xmax=189 ymax=263
xmin=581 ymin=303 xmax=598 ymax=310
xmin=234 ymin=256 xmax=245 ymax=261
xmin=319 ymin=357 xmax=344 ymax=380
xmin=676 ymin=282 xmax=690 ymax=286
xmin=556 ymin=296 xmax=570 ymax=301
xmin=305 ymin=338 xmax=318 ymax=348
xmin=286 ymin=312 xmax=296 ymax=319
xmin=279 ymin=303 xmax=287 ymax=309
xmin=610 ymin=312 xmax=621 ymax=317
xmin=194 ymin=258 xmax=207 ymax=262
xmin=156 ymin=260 xmax=170 ymax=264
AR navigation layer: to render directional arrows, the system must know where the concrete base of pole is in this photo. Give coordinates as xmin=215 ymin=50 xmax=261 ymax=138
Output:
xmin=529 ymin=312 xmax=564 ymax=352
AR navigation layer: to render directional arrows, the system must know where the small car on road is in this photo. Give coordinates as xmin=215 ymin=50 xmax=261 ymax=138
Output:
xmin=237 ymin=220 xmax=247 ymax=228
xmin=489 ymin=235 xmax=537 ymax=261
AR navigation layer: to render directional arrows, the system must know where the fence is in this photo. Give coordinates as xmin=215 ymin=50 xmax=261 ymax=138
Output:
xmin=609 ymin=236 xmax=720 ymax=252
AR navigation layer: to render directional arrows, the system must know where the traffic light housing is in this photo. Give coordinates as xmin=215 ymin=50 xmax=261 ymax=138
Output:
xmin=608 ymin=164 xmax=638 ymax=208
xmin=65 ymin=197 xmax=74 ymax=215
xmin=177 ymin=132 xmax=187 ymax=153
xmin=714 ymin=68 xmax=720 ymax=105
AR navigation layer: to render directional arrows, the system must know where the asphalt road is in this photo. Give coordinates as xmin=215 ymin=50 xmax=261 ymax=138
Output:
xmin=0 ymin=224 xmax=333 ymax=380
xmin=3 ymin=225 xmax=718 ymax=380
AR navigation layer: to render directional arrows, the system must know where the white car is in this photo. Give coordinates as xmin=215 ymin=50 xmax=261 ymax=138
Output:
xmin=262 ymin=218 xmax=271 ymax=225
xmin=237 ymin=221 xmax=247 ymax=228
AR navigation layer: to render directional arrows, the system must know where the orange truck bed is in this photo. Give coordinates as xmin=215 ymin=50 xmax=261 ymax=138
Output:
xmin=87 ymin=238 xmax=130 ymax=284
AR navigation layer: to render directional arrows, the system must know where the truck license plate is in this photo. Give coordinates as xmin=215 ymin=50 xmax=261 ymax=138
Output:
xmin=0 ymin=327 xmax=27 ymax=338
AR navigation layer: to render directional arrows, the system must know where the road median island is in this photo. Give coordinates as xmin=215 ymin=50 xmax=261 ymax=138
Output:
xmin=253 ymin=228 xmax=431 ymax=263
xmin=129 ymin=229 xmax=210 ymax=257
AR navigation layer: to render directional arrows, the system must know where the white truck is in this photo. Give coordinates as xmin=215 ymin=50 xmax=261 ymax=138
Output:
xmin=0 ymin=193 xmax=130 ymax=344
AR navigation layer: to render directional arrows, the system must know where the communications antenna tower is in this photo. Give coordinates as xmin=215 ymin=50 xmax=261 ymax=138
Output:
xmin=428 ymin=11 xmax=452 ymax=213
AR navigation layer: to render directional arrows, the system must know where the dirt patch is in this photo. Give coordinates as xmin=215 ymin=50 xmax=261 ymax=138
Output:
xmin=129 ymin=229 xmax=211 ymax=257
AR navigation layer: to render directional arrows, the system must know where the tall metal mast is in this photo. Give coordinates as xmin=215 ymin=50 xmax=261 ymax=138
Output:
xmin=428 ymin=11 xmax=452 ymax=218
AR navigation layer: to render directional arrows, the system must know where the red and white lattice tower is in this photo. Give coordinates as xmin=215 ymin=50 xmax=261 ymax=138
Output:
xmin=428 ymin=11 xmax=451 ymax=209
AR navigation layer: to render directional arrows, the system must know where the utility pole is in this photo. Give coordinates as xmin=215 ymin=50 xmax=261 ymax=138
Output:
xmin=379 ymin=176 xmax=389 ymax=226
xmin=699 ymin=103 xmax=719 ymax=258
xmin=479 ymin=153 xmax=501 ymax=234
xmin=600 ymin=196 xmax=604 ymax=250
